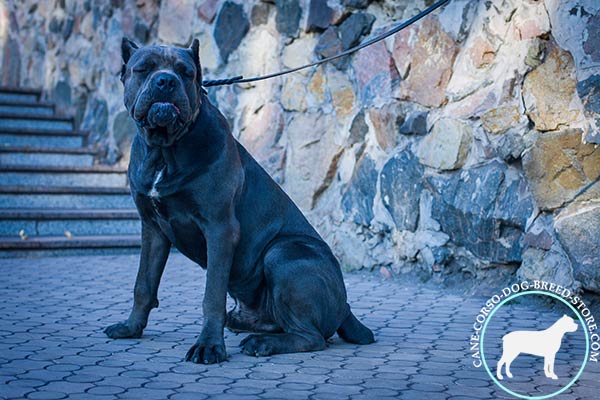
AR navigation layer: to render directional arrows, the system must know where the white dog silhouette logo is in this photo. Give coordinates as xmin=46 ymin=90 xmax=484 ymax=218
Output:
xmin=496 ymin=315 xmax=578 ymax=381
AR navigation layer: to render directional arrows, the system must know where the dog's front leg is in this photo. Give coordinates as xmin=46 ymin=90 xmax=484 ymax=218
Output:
xmin=186 ymin=221 xmax=239 ymax=364
xmin=105 ymin=221 xmax=171 ymax=339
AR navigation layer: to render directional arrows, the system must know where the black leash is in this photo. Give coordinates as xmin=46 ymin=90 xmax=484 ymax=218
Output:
xmin=202 ymin=0 xmax=449 ymax=88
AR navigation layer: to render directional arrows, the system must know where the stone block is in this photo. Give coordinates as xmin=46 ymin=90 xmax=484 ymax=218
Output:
xmin=428 ymin=161 xmax=535 ymax=263
xmin=380 ymin=149 xmax=423 ymax=232
xmin=214 ymin=2 xmax=249 ymax=62
xmin=555 ymin=200 xmax=600 ymax=293
xmin=157 ymin=0 xmax=194 ymax=45
xmin=416 ymin=118 xmax=472 ymax=171
xmin=341 ymin=155 xmax=377 ymax=226
xmin=522 ymin=129 xmax=600 ymax=210
xmin=523 ymin=41 xmax=581 ymax=131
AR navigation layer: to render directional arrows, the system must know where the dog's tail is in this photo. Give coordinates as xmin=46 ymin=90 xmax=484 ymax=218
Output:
xmin=337 ymin=306 xmax=375 ymax=345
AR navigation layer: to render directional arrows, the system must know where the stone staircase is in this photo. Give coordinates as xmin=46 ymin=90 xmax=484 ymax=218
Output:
xmin=0 ymin=86 xmax=141 ymax=257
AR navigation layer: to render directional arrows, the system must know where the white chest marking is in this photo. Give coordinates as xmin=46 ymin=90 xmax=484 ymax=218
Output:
xmin=149 ymin=167 xmax=165 ymax=198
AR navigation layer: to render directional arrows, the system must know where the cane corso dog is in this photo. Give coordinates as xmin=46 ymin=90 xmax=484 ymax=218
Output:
xmin=104 ymin=38 xmax=374 ymax=364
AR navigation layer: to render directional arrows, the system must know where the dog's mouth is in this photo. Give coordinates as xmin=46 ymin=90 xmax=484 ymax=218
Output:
xmin=146 ymin=102 xmax=181 ymax=127
xmin=135 ymin=102 xmax=187 ymax=146
xmin=131 ymin=89 xmax=199 ymax=147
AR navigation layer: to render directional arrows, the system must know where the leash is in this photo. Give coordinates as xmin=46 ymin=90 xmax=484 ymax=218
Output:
xmin=202 ymin=0 xmax=449 ymax=87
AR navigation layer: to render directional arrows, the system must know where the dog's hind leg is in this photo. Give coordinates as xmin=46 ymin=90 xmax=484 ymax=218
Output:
xmin=240 ymin=332 xmax=326 ymax=356
xmin=238 ymin=293 xmax=327 ymax=356
xmin=240 ymin=239 xmax=348 ymax=356
xmin=505 ymin=354 xmax=516 ymax=379
xmin=238 ymin=274 xmax=329 ymax=356
xmin=497 ymin=356 xmax=506 ymax=380
xmin=105 ymin=221 xmax=171 ymax=339
xmin=226 ymin=301 xmax=282 ymax=334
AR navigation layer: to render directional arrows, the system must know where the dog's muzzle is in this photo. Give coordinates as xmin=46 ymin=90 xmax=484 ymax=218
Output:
xmin=147 ymin=102 xmax=180 ymax=128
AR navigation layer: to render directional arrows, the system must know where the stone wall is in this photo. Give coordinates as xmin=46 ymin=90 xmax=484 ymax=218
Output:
xmin=2 ymin=0 xmax=600 ymax=294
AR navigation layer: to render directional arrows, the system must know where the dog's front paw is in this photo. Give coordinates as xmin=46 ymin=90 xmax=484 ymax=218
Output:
xmin=104 ymin=322 xmax=143 ymax=339
xmin=185 ymin=341 xmax=227 ymax=364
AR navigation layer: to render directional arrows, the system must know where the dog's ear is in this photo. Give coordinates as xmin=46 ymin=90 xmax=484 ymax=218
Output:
xmin=121 ymin=37 xmax=139 ymax=83
xmin=122 ymin=37 xmax=139 ymax=64
xmin=189 ymin=38 xmax=202 ymax=84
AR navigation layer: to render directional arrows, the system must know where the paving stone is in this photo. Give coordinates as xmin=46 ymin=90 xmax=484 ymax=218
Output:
xmin=314 ymin=383 xmax=362 ymax=395
xmin=278 ymin=373 xmax=328 ymax=385
xmin=419 ymin=368 xmax=458 ymax=377
xmin=195 ymin=377 xmax=234 ymax=385
xmin=1 ymin=385 xmax=33 ymax=399
xmin=225 ymin=386 xmax=264 ymax=395
xmin=201 ymin=367 xmax=248 ymax=379
xmin=445 ymin=386 xmax=495 ymax=398
xmin=232 ymin=379 xmax=280 ymax=389
xmin=86 ymin=385 xmax=125 ymax=395
xmin=360 ymin=388 xmax=400 ymax=397
xmin=25 ymin=391 xmax=68 ymax=400
xmin=65 ymin=374 xmax=104 ymax=383
xmin=168 ymin=393 xmax=209 ymax=400
xmin=207 ymin=395 xmax=261 ymax=400
xmin=119 ymin=370 xmax=157 ymax=379
xmin=455 ymin=378 xmax=491 ymax=387
xmin=409 ymin=382 xmax=447 ymax=392
xmin=6 ymin=359 xmax=53 ymax=371
xmin=361 ymin=377 xmax=407 ymax=390
xmin=7 ymin=378 xmax=46 ymax=388
xmin=42 ymin=381 xmax=94 ymax=395
xmin=310 ymin=393 xmax=351 ymax=400
xmin=97 ymin=359 xmax=134 ymax=368
xmin=17 ymin=370 xmax=70 ymax=382
xmin=100 ymin=376 xmax=149 ymax=389
xmin=410 ymin=373 xmax=456 ymax=386
xmin=295 ymin=366 xmax=331 ymax=375
xmin=169 ymin=364 xmax=208 ymax=375
xmin=118 ymin=387 xmax=175 ymax=399
xmin=143 ymin=380 xmax=182 ymax=390
xmin=326 ymin=376 xmax=364 ymax=386
xmin=247 ymin=371 xmax=284 ymax=380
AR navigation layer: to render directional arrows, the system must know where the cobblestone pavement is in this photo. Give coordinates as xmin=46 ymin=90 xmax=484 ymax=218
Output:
xmin=1 ymin=254 xmax=598 ymax=400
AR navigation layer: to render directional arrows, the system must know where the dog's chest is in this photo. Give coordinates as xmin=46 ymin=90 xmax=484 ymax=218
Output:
xmin=149 ymin=167 xmax=165 ymax=199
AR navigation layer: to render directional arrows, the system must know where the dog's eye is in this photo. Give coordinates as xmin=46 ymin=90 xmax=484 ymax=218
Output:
xmin=133 ymin=63 xmax=155 ymax=73
xmin=175 ymin=63 xmax=195 ymax=79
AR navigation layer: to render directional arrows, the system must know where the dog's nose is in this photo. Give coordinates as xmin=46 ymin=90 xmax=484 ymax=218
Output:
xmin=154 ymin=73 xmax=177 ymax=93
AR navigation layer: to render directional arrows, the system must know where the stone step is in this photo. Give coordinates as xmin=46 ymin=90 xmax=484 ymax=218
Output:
xmin=0 ymin=113 xmax=74 ymax=132
xmin=0 ymin=208 xmax=141 ymax=237
xmin=0 ymin=87 xmax=41 ymax=104
xmin=0 ymin=234 xmax=141 ymax=258
xmin=0 ymin=164 xmax=128 ymax=187
xmin=0 ymin=128 xmax=87 ymax=148
xmin=0 ymin=103 xmax=55 ymax=117
xmin=0 ymin=146 xmax=97 ymax=166
xmin=0 ymin=186 xmax=134 ymax=209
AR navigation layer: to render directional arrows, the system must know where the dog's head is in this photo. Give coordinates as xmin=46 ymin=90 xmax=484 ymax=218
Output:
xmin=559 ymin=315 xmax=578 ymax=333
xmin=120 ymin=38 xmax=202 ymax=147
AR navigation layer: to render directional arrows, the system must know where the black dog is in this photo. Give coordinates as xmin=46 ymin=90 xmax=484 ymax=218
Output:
xmin=104 ymin=38 xmax=374 ymax=364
